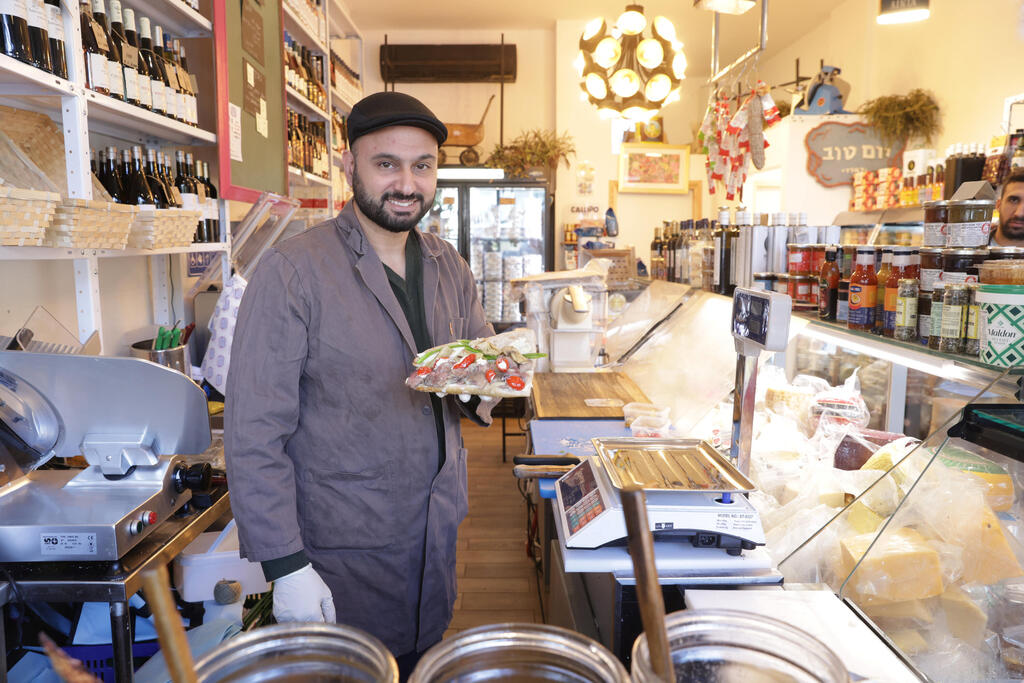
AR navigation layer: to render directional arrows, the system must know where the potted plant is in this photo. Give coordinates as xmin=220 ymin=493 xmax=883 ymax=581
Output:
xmin=485 ymin=130 xmax=576 ymax=184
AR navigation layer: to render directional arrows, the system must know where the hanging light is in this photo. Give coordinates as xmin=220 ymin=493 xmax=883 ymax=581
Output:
xmin=877 ymin=0 xmax=929 ymax=24
xmin=576 ymin=5 xmax=687 ymax=122
xmin=692 ymin=0 xmax=755 ymax=15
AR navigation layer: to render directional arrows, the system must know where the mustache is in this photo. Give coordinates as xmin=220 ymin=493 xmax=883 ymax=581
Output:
xmin=382 ymin=192 xmax=424 ymax=203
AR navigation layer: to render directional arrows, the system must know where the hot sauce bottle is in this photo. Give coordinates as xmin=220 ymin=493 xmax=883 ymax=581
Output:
xmin=883 ymin=247 xmax=914 ymax=338
xmin=848 ymin=246 xmax=878 ymax=331
xmin=873 ymin=247 xmax=892 ymax=334
xmin=818 ymin=246 xmax=840 ymax=321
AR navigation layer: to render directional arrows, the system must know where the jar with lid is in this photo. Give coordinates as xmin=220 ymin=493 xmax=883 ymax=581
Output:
xmin=787 ymin=244 xmax=812 ymax=275
xmin=920 ymin=247 xmax=943 ymax=292
xmin=941 ymin=247 xmax=988 ymax=285
xmin=946 ymin=199 xmax=996 ymax=247
xmin=918 ymin=294 xmax=932 ymax=345
xmin=788 ymin=275 xmax=814 ymax=308
xmin=810 ymin=244 xmax=827 ymax=275
xmin=894 ymin=278 xmax=919 ymax=342
xmin=939 ymin=284 xmax=970 ymax=353
xmin=980 ymin=259 xmax=1024 ymax=285
xmin=773 ymin=273 xmax=790 ymax=294
xmin=929 ymin=285 xmax=945 ymax=350
xmin=922 ymin=200 xmax=949 ymax=247
xmin=848 ymin=247 xmax=878 ymax=331
xmin=964 ymin=283 xmax=981 ymax=356
xmin=988 ymin=246 xmax=1024 ymax=261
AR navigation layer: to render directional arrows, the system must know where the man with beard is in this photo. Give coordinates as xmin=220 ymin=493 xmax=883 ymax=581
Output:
xmin=225 ymin=92 xmax=495 ymax=678
xmin=993 ymin=169 xmax=1024 ymax=246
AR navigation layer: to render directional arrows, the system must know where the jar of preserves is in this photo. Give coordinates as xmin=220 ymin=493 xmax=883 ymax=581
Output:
xmin=895 ymin=278 xmax=919 ymax=342
xmin=773 ymin=273 xmax=790 ymax=294
xmin=920 ymin=247 xmax=943 ymax=292
xmin=964 ymin=283 xmax=981 ymax=356
xmin=787 ymin=244 xmax=812 ymax=275
xmin=810 ymin=244 xmax=827 ymax=275
xmin=789 ymin=274 xmax=814 ymax=308
xmin=988 ymin=246 xmax=1024 ymax=261
xmin=939 ymin=284 xmax=970 ymax=354
xmin=979 ymin=259 xmax=1024 ymax=285
xmin=941 ymin=248 xmax=988 ymax=285
xmin=753 ymin=273 xmax=776 ymax=291
xmin=918 ymin=295 xmax=932 ymax=346
xmin=922 ymin=200 xmax=949 ymax=247
xmin=929 ymin=285 xmax=945 ymax=351
xmin=946 ymin=199 xmax=996 ymax=247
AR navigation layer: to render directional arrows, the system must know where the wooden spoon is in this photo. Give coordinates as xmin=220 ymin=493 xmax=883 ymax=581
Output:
xmin=621 ymin=487 xmax=673 ymax=681
xmin=141 ymin=564 xmax=199 ymax=683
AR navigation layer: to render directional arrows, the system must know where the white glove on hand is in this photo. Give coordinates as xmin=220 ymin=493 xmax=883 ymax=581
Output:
xmin=272 ymin=564 xmax=336 ymax=624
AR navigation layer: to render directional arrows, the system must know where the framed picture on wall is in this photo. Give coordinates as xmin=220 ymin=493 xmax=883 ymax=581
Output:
xmin=618 ymin=143 xmax=689 ymax=194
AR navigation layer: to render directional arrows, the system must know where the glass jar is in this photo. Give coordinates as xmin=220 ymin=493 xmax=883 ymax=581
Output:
xmin=922 ymin=200 xmax=949 ymax=247
xmin=946 ymin=199 xmax=996 ymax=247
xmin=787 ymin=244 xmax=812 ymax=275
xmin=918 ymin=295 xmax=932 ymax=346
xmin=939 ymin=284 xmax=970 ymax=354
xmin=753 ymin=273 xmax=776 ymax=291
xmin=919 ymin=247 xmax=943 ymax=292
xmin=810 ymin=244 xmax=827 ymax=275
xmin=941 ymin=248 xmax=988 ymax=285
xmin=929 ymin=285 xmax=945 ymax=351
xmin=789 ymin=274 xmax=815 ymax=307
xmin=773 ymin=273 xmax=790 ymax=294
xmin=631 ymin=610 xmax=848 ymax=683
xmin=979 ymin=259 xmax=1024 ymax=285
xmin=964 ymin=283 xmax=981 ymax=356
xmin=988 ymin=246 xmax=1024 ymax=261
xmin=895 ymin=278 xmax=919 ymax=342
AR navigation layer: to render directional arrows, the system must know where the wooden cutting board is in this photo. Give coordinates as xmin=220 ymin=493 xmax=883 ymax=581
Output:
xmin=531 ymin=372 xmax=649 ymax=419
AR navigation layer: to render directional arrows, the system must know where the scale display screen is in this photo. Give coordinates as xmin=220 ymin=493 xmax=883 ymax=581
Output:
xmin=557 ymin=459 xmax=606 ymax=535
xmin=732 ymin=292 xmax=769 ymax=346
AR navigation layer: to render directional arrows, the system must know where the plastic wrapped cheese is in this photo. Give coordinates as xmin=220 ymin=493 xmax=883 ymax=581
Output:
xmin=936 ymin=446 xmax=1015 ymax=512
xmin=840 ymin=527 xmax=945 ymax=605
xmin=940 ymin=586 xmax=989 ymax=648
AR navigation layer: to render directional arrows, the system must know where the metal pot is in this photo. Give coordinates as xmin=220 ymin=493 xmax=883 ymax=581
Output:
xmin=130 ymin=338 xmax=189 ymax=375
xmin=630 ymin=609 xmax=849 ymax=683
xmin=193 ymin=623 xmax=398 ymax=682
xmin=409 ymin=623 xmax=630 ymax=682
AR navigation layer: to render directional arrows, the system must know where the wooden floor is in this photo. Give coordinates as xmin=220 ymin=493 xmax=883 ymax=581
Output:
xmin=445 ymin=418 xmax=542 ymax=637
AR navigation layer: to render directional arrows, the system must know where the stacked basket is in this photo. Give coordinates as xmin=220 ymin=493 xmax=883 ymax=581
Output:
xmin=0 ymin=185 xmax=60 ymax=246
xmin=43 ymin=200 xmax=138 ymax=249
xmin=127 ymin=207 xmax=203 ymax=249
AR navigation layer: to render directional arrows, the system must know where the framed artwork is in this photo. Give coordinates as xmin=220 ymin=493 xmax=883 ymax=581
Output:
xmin=618 ymin=143 xmax=690 ymax=194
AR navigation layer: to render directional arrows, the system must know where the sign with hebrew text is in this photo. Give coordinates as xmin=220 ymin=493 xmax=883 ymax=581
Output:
xmin=804 ymin=121 xmax=905 ymax=187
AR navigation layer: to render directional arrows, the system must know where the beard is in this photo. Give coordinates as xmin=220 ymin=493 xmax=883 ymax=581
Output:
xmin=1001 ymin=215 xmax=1024 ymax=241
xmin=351 ymin=166 xmax=430 ymax=233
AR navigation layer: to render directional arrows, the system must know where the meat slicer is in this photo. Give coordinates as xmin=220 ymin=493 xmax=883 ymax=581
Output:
xmin=549 ymin=285 xmax=597 ymax=372
xmin=0 ymin=350 xmax=212 ymax=562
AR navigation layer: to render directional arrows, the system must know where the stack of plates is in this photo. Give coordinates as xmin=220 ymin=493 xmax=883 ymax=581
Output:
xmin=503 ymin=253 xmax=524 ymax=281
xmin=483 ymin=252 xmax=504 ymax=281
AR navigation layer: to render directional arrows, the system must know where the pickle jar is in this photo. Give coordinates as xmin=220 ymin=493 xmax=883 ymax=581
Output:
xmin=894 ymin=278 xmax=919 ymax=342
xmin=929 ymin=285 xmax=945 ymax=351
xmin=939 ymin=284 xmax=970 ymax=354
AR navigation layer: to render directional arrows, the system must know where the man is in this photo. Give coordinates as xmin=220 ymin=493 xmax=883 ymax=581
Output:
xmin=993 ymin=169 xmax=1024 ymax=246
xmin=224 ymin=92 xmax=495 ymax=675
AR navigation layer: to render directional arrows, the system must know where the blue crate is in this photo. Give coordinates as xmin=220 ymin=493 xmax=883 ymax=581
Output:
xmin=62 ymin=640 xmax=161 ymax=682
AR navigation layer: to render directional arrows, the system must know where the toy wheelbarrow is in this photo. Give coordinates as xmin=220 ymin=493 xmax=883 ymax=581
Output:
xmin=439 ymin=95 xmax=494 ymax=166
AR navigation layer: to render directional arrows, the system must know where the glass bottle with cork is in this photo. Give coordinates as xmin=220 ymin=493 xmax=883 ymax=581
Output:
xmin=848 ymin=247 xmax=878 ymax=331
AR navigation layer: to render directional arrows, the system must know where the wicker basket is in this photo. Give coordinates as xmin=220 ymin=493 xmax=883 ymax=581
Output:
xmin=42 ymin=200 xmax=137 ymax=249
xmin=0 ymin=186 xmax=61 ymax=246
xmin=127 ymin=208 xmax=202 ymax=249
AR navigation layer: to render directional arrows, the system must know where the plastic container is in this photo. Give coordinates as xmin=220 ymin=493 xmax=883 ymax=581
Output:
xmin=630 ymin=414 xmax=672 ymax=438
xmin=978 ymin=284 xmax=1024 ymax=367
xmin=410 ymin=623 xmax=629 ymax=683
xmin=173 ymin=520 xmax=270 ymax=603
xmin=630 ymin=609 xmax=849 ymax=683
xmin=623 ymin=402 xmax=670 ymax=427
xmin=980 ymin=259 xmax=1024 ymax=285
xmin=194 ymin=623 xmax=398 ymax=682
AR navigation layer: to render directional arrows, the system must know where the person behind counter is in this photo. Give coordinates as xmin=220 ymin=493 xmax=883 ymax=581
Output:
xmin=993 ymin=169 xmax=1024 ymax=246
xmin=224 ymin=91 xmax=498 ymax=679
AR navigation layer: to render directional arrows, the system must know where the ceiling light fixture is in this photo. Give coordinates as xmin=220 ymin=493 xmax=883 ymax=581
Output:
xmin=693 ymin=0 xmax=755 ymax=15
xmin=576 ymin=5 xmax=686 ymax=122
xmin=876 ymin=0 xmax=930 ymax=24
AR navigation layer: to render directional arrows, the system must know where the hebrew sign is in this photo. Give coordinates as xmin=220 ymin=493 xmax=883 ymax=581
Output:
xmin=805 ymin=121 xmax=905 ymax=187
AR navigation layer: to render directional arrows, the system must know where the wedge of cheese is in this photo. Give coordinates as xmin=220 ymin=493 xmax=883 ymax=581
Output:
xmin=938 ymin=447 xmax=1015 ymax=512
xmin=888 ymin=628 xmax=929 ymax=655
xmin=864 ymin=598 xmax=934 ymax=626
xmin=847 ymin=500 xmax=885 ymax=534
xmin=840 ymin=527 xmax=944 ymax=604
xmin=958 ymin=505 xmax=1024 ymax=585
xmin=940 ymin=586 xmax=988 ymax=648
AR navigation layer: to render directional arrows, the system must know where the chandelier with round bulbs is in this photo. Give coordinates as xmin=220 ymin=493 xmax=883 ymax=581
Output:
xmin=575 ymin=5 xmax=687 ymax=122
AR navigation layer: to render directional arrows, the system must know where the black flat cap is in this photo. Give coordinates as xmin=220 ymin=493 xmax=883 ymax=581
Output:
xmin=347 ymin=92 xmax=448 ymax=147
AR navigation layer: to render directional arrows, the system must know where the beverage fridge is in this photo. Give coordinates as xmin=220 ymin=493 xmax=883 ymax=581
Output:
xmin=417 ymin=180 xmax=553 ymax=326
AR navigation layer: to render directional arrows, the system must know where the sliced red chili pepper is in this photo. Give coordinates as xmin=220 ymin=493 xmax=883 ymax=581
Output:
xmin=495 ymin=357 xmax=510 ymax=372
xmin=485 ymin=369 xmax=496 ymax=383
xmin=505 ymin=375 xmax=525 ymax=391
xmin=415 ymin=366 xmax=432 ymax=376
xmin=453 ymin=353 xmax=477 ymax=370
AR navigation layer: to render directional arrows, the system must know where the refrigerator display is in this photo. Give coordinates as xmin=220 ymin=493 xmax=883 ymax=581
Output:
xmin=419 ymin=185 xmax=460 ymax=251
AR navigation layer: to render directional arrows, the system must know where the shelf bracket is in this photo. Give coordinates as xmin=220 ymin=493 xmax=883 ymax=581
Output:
xmin=73 ymin=256 xmax=103 ymax=351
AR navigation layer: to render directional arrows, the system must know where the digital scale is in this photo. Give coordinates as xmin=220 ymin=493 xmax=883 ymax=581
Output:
xmin=0 ymin=351 xmax=212 ymax=562
xmin=553 ymin=438 xmax=766 ymax=555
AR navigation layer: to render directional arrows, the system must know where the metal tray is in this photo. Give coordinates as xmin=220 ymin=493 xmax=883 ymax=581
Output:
xmin=591 ymin=437 xmax=756 ymax=493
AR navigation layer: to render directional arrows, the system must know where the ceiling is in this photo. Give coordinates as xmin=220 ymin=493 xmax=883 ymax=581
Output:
xmin=347 ymin=0 xmax=848 ymax=79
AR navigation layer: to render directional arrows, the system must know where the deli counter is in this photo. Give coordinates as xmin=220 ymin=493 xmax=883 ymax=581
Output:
xmin=533 ymin=279 xmax=1023 ymax=681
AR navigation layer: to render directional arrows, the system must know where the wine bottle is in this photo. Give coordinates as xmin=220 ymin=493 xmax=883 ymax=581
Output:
xmin=143 ymin=147 xmax=170 ymax=208
xmin=124 ymin=146 xmax=154 ymax=206
xmin=122 ymin=9 xmax=150 ymax=110
xmin=25 ymin=0 xmax=50 ymax=71
xmin=97 ymin=146 xmax=123 ymax=201
xmin=160 ymin=152 xmax=182 ymax=206
xmin=79 ymin=0 xmax=108 ymax=93
xmin=152 ymin=24 xmax=179 ymax=121
xmin=138 ymin=16 xmax=165 ymax=115
xmin=1 ymin=0 xmax=32 ymax=65
xmin=201 ymin=160 xmax=219 ymax=242
xmin=108 ymin=0 xmax=138 ymax=106
xmin=175 ymin=40 xmax=197 ymax=126
xmin=91 ymin=0 xmax=122 ymax=100
xmin=43 ymin=0 xmax=65 ymax=78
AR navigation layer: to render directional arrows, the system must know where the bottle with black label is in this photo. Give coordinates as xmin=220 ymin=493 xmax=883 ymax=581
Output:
xmin=1 ymin=0 xmax=33 ymax=65
xmin=25 ymin=0 xmax=49 ymax=71
xmin=43 ymin=0 xmax=64 ymax=78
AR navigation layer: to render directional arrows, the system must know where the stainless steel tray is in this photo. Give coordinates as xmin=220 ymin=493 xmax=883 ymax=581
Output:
xmin=591 ymin=437 xmax=756 ymax=493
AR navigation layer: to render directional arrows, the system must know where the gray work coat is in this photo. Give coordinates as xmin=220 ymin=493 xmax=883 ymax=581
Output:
xmin=224 ymin=203 xmax=492 ymax=653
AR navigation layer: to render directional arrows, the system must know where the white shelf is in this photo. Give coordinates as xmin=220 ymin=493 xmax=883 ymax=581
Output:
xmin=0 ymin=242 xmax=229 ymax=260
xmin=85 ymin=90 xmax=216 ymax=145
xmin=286 ymin=85 xmax=329 ymax=121
xmin=283 ymin=1 xmax=327 ymax=54
xmin=289 ymin=166 xmax=331 ymax=187
xmin=328 ymin=0 xmax=361 ymax=39
xmin=0 ymin=53 xmax=77 ymax=97
xmin=331 ymin=86 xmax=359 ymax=114
xmin=121 ymin=0 xmax=212 ymax=38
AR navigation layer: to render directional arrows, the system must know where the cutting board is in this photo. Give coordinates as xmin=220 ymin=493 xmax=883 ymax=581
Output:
xmin=531 ymin=372 xmax=648 ymax=419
